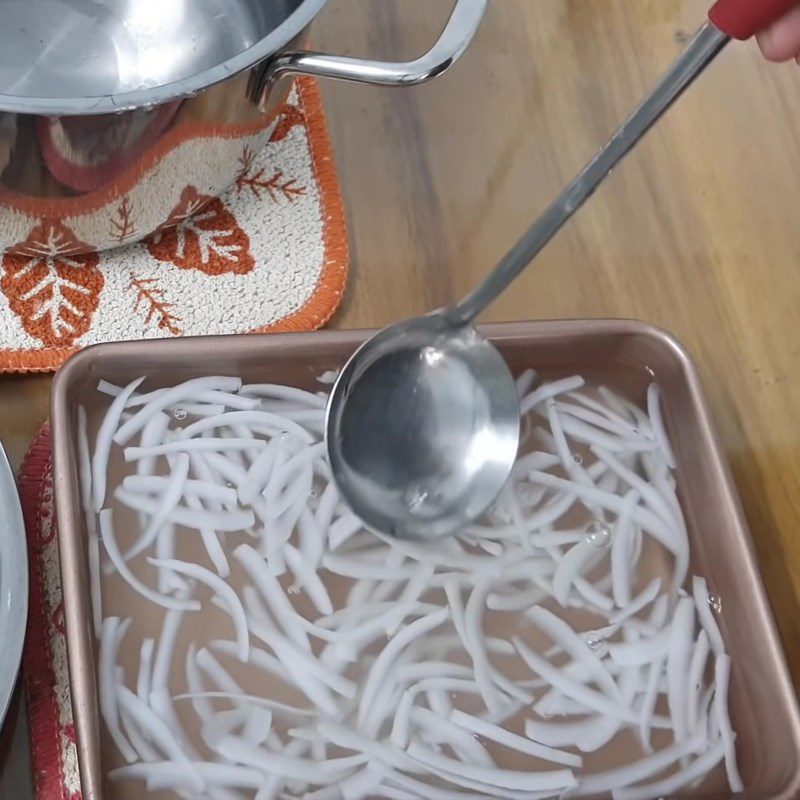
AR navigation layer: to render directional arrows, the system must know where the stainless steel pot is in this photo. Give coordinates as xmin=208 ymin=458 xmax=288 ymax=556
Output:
xmin=0 ymin=0 xmax=486 ymax=255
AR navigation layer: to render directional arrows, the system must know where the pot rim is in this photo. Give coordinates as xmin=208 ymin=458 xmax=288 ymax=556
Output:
xmin=0 ymin=0 xmax=327 ymax=117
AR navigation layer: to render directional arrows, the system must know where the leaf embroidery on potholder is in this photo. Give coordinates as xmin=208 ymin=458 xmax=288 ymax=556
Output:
xmin=1 ymin=220 xmax=103 ymax=347
xmin=269 ymin=102 xmax=305 ymax=143
xmin=147 ymin=186 xmax=255 ymax=276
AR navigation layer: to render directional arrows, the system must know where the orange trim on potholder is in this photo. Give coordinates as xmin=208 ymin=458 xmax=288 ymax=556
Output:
xmin=0 ymin=77 xmax=349 ymax=374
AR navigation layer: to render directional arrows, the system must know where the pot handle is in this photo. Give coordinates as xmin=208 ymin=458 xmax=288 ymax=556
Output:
xmin=249 ymin=0 xmax=488 ymax=106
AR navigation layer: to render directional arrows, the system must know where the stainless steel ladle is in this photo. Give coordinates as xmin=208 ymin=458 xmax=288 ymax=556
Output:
xmin=326 ymin=0 xmax=791 ymax=539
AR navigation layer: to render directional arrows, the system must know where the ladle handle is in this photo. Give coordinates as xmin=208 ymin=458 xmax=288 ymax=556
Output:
xmin=446 ymin=21 xmax=730 ymax=327
xmin=448 ymin=0 xmax=798 ymax=328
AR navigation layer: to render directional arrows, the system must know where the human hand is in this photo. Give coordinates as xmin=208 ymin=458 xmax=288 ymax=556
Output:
xmin=757 ymin=3 xmax=800 ymax=61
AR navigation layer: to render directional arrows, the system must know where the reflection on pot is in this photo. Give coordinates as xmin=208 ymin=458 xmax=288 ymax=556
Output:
xmin=0 ymin=72 xmax=291 ymax=256
xmin=37 ymin=102 xmax=183 ymax=194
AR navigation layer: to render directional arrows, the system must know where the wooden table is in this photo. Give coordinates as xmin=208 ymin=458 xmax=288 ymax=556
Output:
xmin=2 ymin=0 xmax=799 ymax=794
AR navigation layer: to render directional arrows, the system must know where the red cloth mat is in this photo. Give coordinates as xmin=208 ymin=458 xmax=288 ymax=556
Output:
xmin=20 ymin=425 xmax=83 ymax=799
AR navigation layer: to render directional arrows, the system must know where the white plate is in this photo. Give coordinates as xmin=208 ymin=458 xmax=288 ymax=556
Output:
xmin=0 ymin=445 xmax=27 ymax=725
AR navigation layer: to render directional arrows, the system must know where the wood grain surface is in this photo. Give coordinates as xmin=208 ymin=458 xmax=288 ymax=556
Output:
xmin=2 ymin=0 xmax=800 ymax=794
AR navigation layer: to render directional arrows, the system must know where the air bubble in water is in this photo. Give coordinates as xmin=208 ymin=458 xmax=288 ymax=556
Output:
xmin=583 ymin=632 xmax=603 ymax=650
xmin=309 ymin=489 xmax=317 ymax=498
xmin=573 ymin=454 xmax=583 ymax=465
xmin=288 ymin=585 xmax=300 ymax=596
xmin=172 ymin=407 xmax=188 ymax=421
xmin=708 ymin=593 xmax=723 ymax=614
xmin=586 ymin=521 xmax=612 ymax=548
xmin=280 ymin=431 xmax=290 ymax=441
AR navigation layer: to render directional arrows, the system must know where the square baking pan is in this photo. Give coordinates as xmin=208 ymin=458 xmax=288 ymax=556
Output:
xmin=51 ymin=319 xmax=800 ymax=799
